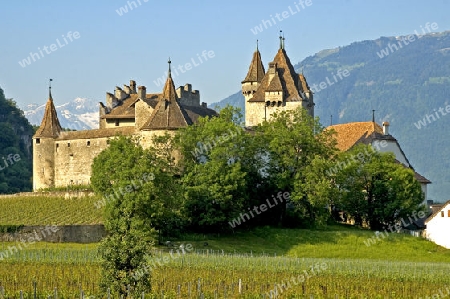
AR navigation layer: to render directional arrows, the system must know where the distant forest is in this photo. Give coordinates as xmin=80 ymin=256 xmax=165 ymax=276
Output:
xmin=0 ymin=87 xmax=33 ymax=193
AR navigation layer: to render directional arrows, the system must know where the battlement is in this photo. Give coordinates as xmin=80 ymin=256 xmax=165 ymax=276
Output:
xmin=177 ymin=84 xmax=200 ymax=106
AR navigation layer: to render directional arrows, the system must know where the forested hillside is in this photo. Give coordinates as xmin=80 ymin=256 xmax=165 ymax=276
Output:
xmin=212 ymin=31 xmax=450 ymax=202
xmin=0 ymin=87 xmax=34 ymax=193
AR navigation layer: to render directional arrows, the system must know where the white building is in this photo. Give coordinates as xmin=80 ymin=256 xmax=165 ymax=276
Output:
xmin=425 ymin=200 xmax=450 ymax=249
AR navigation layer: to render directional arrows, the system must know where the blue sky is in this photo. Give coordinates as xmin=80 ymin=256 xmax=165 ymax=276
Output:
xmin=1 ymin=0 xmax=450 ymax=109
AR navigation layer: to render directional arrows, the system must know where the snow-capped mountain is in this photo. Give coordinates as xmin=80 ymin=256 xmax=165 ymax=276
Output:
xmin=24 ymin=97 xmax=99 ymax=130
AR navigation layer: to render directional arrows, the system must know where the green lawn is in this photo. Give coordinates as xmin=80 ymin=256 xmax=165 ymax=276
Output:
xmin=160 ymin=225 xmax=450 ymax=263
xmin=1 ymin=225 xmax=449 ymax=263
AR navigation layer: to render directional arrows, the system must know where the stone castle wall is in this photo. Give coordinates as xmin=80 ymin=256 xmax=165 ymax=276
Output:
xmin=33 ymin=138 xmax=56 ymax=190
xmin=34 ymin=130 xmax=178 ymax=190
xmin=245 ymin=101 xmax=304 ymax=127
xmin=176 ymin=84 xmax=200 ymax=106
xmin=54 ymin=137 xmax=111 ymax=187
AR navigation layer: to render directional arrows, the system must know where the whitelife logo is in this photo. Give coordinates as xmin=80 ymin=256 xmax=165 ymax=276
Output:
xmin=250 ymin=0 xmax=313 ymax=35
xmin=376 ymin=22 xmax=439 ymax=59
xmin=228 ymin=192 xmax=290 ymax=228
xmin=18 ymin=31 xmax=81 ymax=68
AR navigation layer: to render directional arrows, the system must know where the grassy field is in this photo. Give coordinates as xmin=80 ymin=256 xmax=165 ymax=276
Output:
xmin=0 ymin=195 xmax=103 ymax=225
xmin=1 ymin=195 xmax=449 ymax=297
xmin=0 ymin=226 xmax=449 ymax=298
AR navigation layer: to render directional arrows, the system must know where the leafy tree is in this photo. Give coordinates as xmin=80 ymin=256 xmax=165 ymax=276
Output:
xmin=175 ymin=106 xmax=250 ymax=232
xmin=257 ymin=107 xmax=337 ymax=226
xmin=91 ymin=135 xmax=181 ymax=297
xmin=333 ymin=144 xmax=425 ymax=230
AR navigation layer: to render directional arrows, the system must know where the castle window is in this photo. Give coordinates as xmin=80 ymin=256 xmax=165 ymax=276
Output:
xmin=107 ymin=139 xmax=110 ymax=145
xmin=441 ymin=211 xmax=445 ymax=217
xmin=87 ymin=141 xmax=91 ymax=147
xmin=56 ymin=143 xmax=59 ymax=152
xmin=448 ymin=210 xmax=450 ymax=217
xmin=115 ymin=120 xmax=119 ymax=126
xmin=69 ymin=153 xmax=73 ymax=157
xmin=68 ymin=143 xmax=71 ymax=147
xmin=36 ymin=138 xmax=40 ymax=144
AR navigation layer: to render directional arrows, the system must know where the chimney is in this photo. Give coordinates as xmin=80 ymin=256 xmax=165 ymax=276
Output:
xmin=138 ymin=86 xmax=146 ymax=99
xmin=130 ymin=80 xmax=137 ymax=94
xmin=382 ymin=121 xmax=390 ymax=135
xmin=115 ymin=86 xmax=127 ymax=101
xmin=106 ymin=92 xmax=118 ymax=109
xmin=123 ymin=85 xmax=131 ymax=95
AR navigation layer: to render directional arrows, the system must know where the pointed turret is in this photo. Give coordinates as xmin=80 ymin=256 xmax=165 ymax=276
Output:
xmin=243 ymin=35 xmax=314 ymax=127
xmin=161 ymin=58 xmax=178 ymax=102
xmin=141 ymin=59 xmax=189 ymax=130
xmin=242 ymin=41 xmax=265 ymax=85
xmin=33 ymin=80 xmax=61 ymax=191
xmin=34 ymin=83 xmax=62 ymax=138
xmin=242 ymin=41 xmax=266 ymax=125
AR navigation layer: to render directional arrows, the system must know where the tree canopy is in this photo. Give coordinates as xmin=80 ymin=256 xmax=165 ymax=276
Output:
xmin=0 ymin=87 xmax=33 ymax=193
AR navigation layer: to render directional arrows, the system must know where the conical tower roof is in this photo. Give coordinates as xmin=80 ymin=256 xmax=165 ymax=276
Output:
xmin=161 ymin=59 xmax=178 ymax=102
xmin=242 ymin=42 xmax=265 ymax=83
xmin=141 ymin=59 xmax=190 ymax=129
xmin=34 ymin=87 xmax=62 ymax=138
xmin=250 ymin=47 xmax=308 ymax=102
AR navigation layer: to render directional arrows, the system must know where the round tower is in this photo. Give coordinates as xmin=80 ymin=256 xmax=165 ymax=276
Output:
xmin=33 ymin=84 xmax=61 ymax=190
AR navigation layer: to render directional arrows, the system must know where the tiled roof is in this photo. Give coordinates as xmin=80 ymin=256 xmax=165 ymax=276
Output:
xmin=242 ymin=49 xmax=265 ymax=83
xmin=414 ymin=171 xmax=432 ymax=184
xmin=140 ymin=99 xmax=217 ymax=130
xmin=182 ymin=105 xmax=217 ymax=124
xmin=34 ymin=92 xmax=62 ymax=138
xmin=56 ymin=126 xmax=136 ymax=140
xmin=161 ymin=71 xmax=178 ymax=102
xmin=102 ymin=94 xmax=139 ymax=119
xmin=326 ymin=122 xmax=384 ymax=151
xmin=328 ymin=121 xmax=431 ymax=184
xmin=143 ymin=94 xmax=162 ymax=107
xmin=266 ymin=71 xmax=283 ymax=92
xmin=141 ymin=99 xmax=188 ymax=130
xmin=425 ymin=200 xmax=450 ymax=224
xmin=299 ymin=74 xmax=310 ymax=93
xmin=249 ymin=49 xmax=306 ymax=102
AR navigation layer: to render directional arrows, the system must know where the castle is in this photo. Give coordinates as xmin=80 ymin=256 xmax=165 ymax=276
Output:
xmin=32 ymin=61 xmax=216 ymax=190
xmin=33 ymin=38 xmax=314 ymax=190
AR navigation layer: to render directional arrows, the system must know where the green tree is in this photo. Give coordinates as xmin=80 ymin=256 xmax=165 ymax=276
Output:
xmin=333 ymin=144 xmax=425 ymax=230
xmin=257 ymin=107 xmax=337 ymax=226
xmin=176 ymin=106 xmax=253 ymax=231
xmin=91 ymin=135 xmax=180 ymax=297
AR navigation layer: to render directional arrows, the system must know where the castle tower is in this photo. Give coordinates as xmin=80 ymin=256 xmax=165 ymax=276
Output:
xmin=32 ymin=83 xmax=61 ymax=190
xmin=242 ymin=41 xmax=265 ymax=126
xmin=243 ymin=35 xmax=314 ymax=127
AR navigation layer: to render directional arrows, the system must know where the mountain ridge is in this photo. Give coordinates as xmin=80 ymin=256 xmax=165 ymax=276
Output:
xmin=23 ymin=97 xmax=99 ymax=130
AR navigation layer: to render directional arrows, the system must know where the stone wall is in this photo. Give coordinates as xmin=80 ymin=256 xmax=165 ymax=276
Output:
xmin=245 ymin=101 xmax=304 ymax=127
xmin=176 ymin=84 xmax=200 ymax=106
xmin=0 ymin=190 xmax=94 ymax=199
xmin=33 ymin=137 xmax=56 ymax=190
xmin=0 ymin=225 xmax=106 ymax=243
xmin=54 ymin=137 xmax=110 ymax=187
